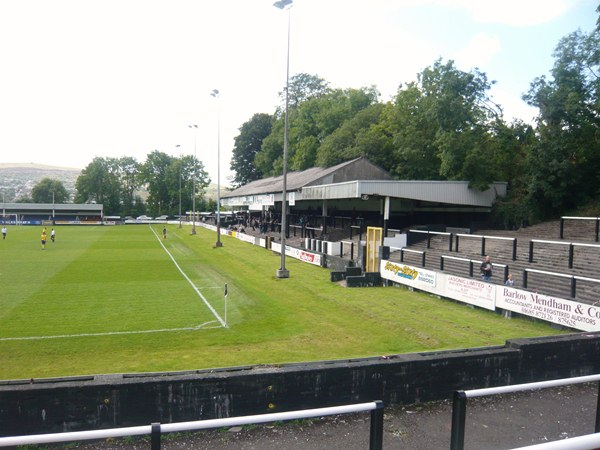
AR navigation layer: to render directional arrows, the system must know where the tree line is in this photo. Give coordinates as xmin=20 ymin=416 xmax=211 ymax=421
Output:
xmin=23 ymin=14 xmax=599 ymax=226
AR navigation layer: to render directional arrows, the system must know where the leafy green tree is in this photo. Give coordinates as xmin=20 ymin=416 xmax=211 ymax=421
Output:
xmin=230 ymin=113 xmax=273 ymax=187
xmin=31 ymin=178 xmax=69 ymax=203
xmin=317 ymin=102 xmax=392 ymax=169
xmin=75 ymin=157 xmax=123 ymax=214
xmin=523 ymin=28 xmax=600 ymax=219
xmin=280 ymin=73 xmax=331 ymax=110
xmin=257 ymin=86 xmax=379 ymax=174
xmin=141 ymin=151 xmax=210 ymax=217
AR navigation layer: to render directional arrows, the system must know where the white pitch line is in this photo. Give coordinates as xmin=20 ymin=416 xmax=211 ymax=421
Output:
xmin=150 ymin=226 xmax=227 ymax=328
xmin=0 ymin=321 xmax=221 ymax=342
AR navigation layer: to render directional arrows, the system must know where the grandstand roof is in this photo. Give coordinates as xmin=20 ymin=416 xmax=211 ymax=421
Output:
xmin=221 ymin=157 xmax=507 ymax=208
xmin=222 ymin=157 xmax=391 ymax=198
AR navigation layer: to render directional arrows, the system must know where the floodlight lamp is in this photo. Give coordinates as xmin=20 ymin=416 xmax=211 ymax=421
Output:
xmin=273 ymin=0 xmax=292 ymax=10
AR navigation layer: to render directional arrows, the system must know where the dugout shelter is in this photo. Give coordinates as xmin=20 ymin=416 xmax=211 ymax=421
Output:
xmin=221 ymin=157 xmax=507 ymax=234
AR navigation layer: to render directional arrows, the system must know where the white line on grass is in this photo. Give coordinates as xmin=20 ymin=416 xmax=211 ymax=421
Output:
xmin=0 ymin=321 xmax=221 ymax=342
xmin=150 ymin=226 xmax=227 ymax=328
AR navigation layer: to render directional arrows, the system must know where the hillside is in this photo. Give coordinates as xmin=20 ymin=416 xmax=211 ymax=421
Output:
xmin=0 ymin=163 xmax=81 ymax=202
xmin=0 ymin=163 xmax=226 ymax=204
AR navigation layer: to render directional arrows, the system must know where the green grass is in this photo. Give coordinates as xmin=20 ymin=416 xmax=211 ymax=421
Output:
xmin=0 ymin=224 xmax=565 ymax=380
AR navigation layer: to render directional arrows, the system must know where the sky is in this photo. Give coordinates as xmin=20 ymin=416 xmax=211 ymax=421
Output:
xmin=0 ymin=0 xmax=597 ymax=186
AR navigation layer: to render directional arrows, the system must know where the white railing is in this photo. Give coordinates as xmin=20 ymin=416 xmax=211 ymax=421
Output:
xmin=450 ymin=374 xmax=600 ymax=450
xmin=0 ymin=401 xmax=384 ymax=450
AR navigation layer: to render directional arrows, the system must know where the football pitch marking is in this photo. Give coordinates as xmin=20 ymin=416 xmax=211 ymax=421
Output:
xmin=150 ymin=226 xmax=227 ymax=328
xmin=0 ymin=321 xmax=222 ymax=342
xmin=0 ymin=227 xmax=227 ymax=342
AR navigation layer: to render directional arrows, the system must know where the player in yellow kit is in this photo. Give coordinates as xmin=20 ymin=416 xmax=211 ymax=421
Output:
xmin=41 ymin=229 xmax=47 ymax=250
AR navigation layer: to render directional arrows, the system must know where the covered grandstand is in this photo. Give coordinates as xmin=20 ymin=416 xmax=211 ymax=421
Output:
xmin=221 ymin=157 xmax=508 ymax=234
xmin=1 ymin=202 xmax=104 ymax=225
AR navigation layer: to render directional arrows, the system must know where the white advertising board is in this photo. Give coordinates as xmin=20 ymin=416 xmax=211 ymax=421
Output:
xmin=271 ymin=242 xmax=322 ymax=266
xmin=496 ymin=286 xmax=600 ymax=331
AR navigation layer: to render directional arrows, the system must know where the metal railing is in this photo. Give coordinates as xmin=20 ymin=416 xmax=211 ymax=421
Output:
xmin=390 ymin=246 xmax=426 ymax=266
xmin=440 ymin=255 xmax=509 ymax=282
xmin=0 ymin=401 xmax=385 ymax=450
xmin=529 ymin=239 xmax=600 ymax=269
xmin=560 ymin=216 xmax=600 ymax=242
xmin=450 ymin=374 xmax=600 ymax=450
xmin=409 ymin=229 xmax=452 ymax=251
xmin=523 ymin=267 xmax=600 ymax=298
xmin=455 ymin=233 xmax=517 ymax=260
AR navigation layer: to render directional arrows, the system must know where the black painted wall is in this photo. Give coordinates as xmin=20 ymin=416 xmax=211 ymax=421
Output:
xmin=1 ymin=333 xmax=600 ymax=436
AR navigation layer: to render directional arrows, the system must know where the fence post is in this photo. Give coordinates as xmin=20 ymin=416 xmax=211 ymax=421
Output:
xmin=151 ymin=423 xmax=161 ymax=450
xmin=596 ymin=218 xmax=599 ymax=242
xmin=369 ymin=401 xmax=384 ymax=450
xmin=450 ymin=391 xmax=467 ymax=450
xmin=529 ymin=241 xmax=534 ymax=263
xmin=400 ymin=249 xmax=405 ymax=263
xmin=481 ymin=237 xmax=486 ymax=256
xmin=512 ymin=239 xmax=517 ymax=261
xmin=440 ymin=256 xmax=444 ymax=271
xmin=523 ymin=270 xmax=528 ymax=289
xmin=448 ymin=234 xmax=453 ymax=252
xmin=455 ymin=234 xmax=460 ymax=252
xmin=469 ymin=260 xmax=474 ymax=278
xmin=350 ymin=242 xmax=354 ymax=261
xmin=503 ymin=265 xmax=509 ymax=283
xmin=560 ymin=217 xmax=565 ymax=239
xmin=568 ymin=244 xmax=574 ymax=269
xmin=421 ymin=252 xmax=426 ymax=267
xmin=427 ymin=232 xmax=431 ymax=249
xmin=571 ymin=276 xmax=576 ymax=298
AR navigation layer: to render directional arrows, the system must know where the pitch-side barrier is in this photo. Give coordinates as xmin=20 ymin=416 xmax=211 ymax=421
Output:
xmin=0 ymin=401 xmax=385 ymax=450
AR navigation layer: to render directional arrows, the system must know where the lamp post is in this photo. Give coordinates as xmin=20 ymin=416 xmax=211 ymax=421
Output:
xmin=210 ymin=89 xmax=223 ymax=248
xmin=274 ymin=0 xmax=292 ymax=278
xmin=176 ymin=144 xmax=182 ymax=229
xmin=189 ymin=124 xmax=198 ymax=235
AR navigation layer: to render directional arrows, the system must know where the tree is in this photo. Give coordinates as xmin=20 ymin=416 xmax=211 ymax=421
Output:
xmin=75 ymin=157 xmax=124 ymax=215
xmin=230 ymin=113 xmax=273 ymax=187
xmin=279 ymin=73 xmax=331 ymax=110
xmin=523 ymin=28 xmax=600 ymax=219
xmin=31 ymin=178 xmax=69 ymax=203
xmin=141 ymin=151 xmax=210 ymax=217
xmin=256 ymin=86 xmax=379 ymax=175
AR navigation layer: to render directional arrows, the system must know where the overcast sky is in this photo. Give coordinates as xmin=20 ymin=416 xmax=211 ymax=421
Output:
xmin=0 ymin=0 xmax=596 ymax=185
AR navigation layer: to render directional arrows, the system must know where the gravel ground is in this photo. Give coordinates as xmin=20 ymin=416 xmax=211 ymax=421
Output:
xmin=48 ymin=383 xmax=599 ymax=449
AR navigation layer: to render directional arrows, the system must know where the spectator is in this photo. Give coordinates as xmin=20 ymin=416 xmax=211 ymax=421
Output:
xmin=480 ymin=255 xmax=493 ymax=282
xmin=505 ymin=273 xmax=514 ymax=286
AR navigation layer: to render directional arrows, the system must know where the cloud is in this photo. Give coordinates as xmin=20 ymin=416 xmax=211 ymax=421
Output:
xmin=454 ymin=33 xmax=502 ymax=70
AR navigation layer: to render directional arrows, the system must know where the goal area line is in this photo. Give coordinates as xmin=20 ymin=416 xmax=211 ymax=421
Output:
xmin=0 ymin=321 xmax=221 ymax=342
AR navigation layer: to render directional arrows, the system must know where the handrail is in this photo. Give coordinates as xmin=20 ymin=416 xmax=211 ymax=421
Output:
xmin=531 ymin=239 xmax=571 ymax=246
xmin=524 ymin=267 xmax=573 ymax=279
xmin=0 ymin=401 xmax=385 ymax=450
xmin=408 ymin=229 xmax=453 ymax=251
xmin=454 ymin=234 xmax=517 ymax=260
xmin=390 ymin=246 xmax=426 ymax=266
xmin=560 ymin=216 xmax=600 ymax=242
xmin=409 ymin=229 xmax=451 ymax=236
xmin=440 ymin=255 xmax=508 ymax=280
xmin=450 ymin=374 xmax=600 ymax=450
xmin=523 ymin=268 xmax=600 ymax=298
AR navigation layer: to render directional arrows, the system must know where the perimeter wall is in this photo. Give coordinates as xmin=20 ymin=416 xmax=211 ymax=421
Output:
xmin=1 ymin=333 xmax=600 ymax=436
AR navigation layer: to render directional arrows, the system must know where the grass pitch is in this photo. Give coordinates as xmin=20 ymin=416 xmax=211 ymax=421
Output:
xmin=0 ymin=224 xmax=565 ymax=380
